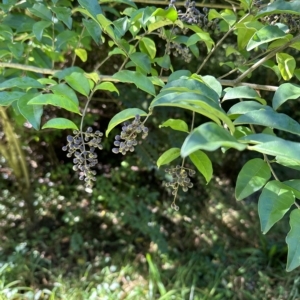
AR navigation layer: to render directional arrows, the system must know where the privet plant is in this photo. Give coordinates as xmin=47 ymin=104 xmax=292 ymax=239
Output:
xmin=1 ymin=0 xmax=300 ymax=271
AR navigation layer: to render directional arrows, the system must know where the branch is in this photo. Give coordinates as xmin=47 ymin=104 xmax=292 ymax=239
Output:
xmin=234 ymin=34 xmax=300 ymax=84
xmin=0 ymin=62 xmax=278 ymax=91
xmin=131 ymin=0 xmax=242 ymax=10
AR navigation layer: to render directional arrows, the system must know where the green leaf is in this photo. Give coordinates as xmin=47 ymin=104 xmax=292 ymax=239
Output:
xmin=28 ymin=3 xmax=52 ymax=21
xmin=256 ymin=0 xmax=300 ymax=18
xmin=32 ymin=21 xmax=51 ymax=41
xmin=42 ymin=118 xmax=79 ymax=130
xmin=50 ymin=83 xmax=79 ymax=105
xmin=51 ymin=7 xmax=72 ymax=29
xmin=181 ymin=122 xmax=246 ymax=157
xmin=202 ymin=75 xmax=222 ymax=97
xmin=148 ymin=19 xmax=173 ymax=33
xmin=223 ymin=86 xmax=266 ymax=104
xmin=28 ymin=94 xmax=80 ymax=114
xmin=159 ymin=119 xmax=189 ymax=133
xmin=186 ymin=33 xmax=214 ymax=53
xmin=241 ymin=134 xmax=300 ymax=164
xmin=258 ymin=181 xmax=294 ymax=234
xmin=54 ymin=67 xmax=84 ymax=80
xmin=112 ymin=70 xmax=156 ymax=96
xmin=208 ymin=9 xmax=236 ymax=26
xmin=276 ymin=156 xmax=300 ymax=172
xmin=75 ymin=48 xmax=87 ymax=62
xmin=65 ymin=72 xmax=90 ymax=96
xmin=55 ymin=30 xmax=77 ymax=49
xmin=167 ymin=70 xmax=191 ymax=82
xmin=189 ymin=150 xmax=213 ymax=184
xmin=78 ymin=0 xmax=102 ymax=20
xmin=129 ymin=52 xmax=151 ymax=74
xmin=152 ymin=7 xmax=178 ymax=22
xmin=150 ymin=91 xmax=234 ymax=133
xmin=227 ymin=101 xmax=264 ymax=118
xmin=286 ymin=209 xmax=300 ymax=272
xmin=8 ymin=42 xmax=24 ymax=59
xmin=100 ymin=0 xmax=137 ymax=9
xmin=276 ymin=52 xmax=296 ymax=81
xmin=235 ymin=158 xmax=271 ymax=201
xmin=234 ymin=108 xmax=300 ymax=136
xmin=155 ymin=55 xmax=171 ymax=70
xmin=157 ymin=148 xmax=181 ymax=168
xmin=95 ymin=82 xmax=119 ymax=95
xmin=283 ymin=180 xmax=300 ymax=199
xmin=272 ymin=83 xmax=300 ymax=110
xmin=83 ymin=19 xmax=102 ymax=45
xmin=247 ymin=25 xmax=286 ymax=51
xmin=96 ymin=14 xmax=117 ymax=40
xmin=0 ymin=77 xmax=43 ymax=90
xmin=139 ymin=37 xmax=156 ymax=59
xmin=106 ymin=108 xmax=147 ymax=137
xmin=0 ymin=91 xmax=25 ymax=106
xmin=17 ymin=93 xmax=43 ymax=130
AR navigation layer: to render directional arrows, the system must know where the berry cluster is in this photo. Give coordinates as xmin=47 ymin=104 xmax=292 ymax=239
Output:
xmin=62 ymin=127 xmax=103 ymax=188
xmin=177 ymin=0 xmax=219 ymax=31
xmin=112 ymin=115 xmax=149 ymax=155
xmin=168 ymin=42 xmax=192 ymax=63
xmin=164 ymin=165 xmax=195 ymax=210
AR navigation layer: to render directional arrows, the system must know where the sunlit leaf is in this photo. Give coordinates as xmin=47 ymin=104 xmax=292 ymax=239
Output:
xmin=159 ymin=119 xmax=189 ymax=133
xmin=272 ymin=83 xmax=300 ymax=110
xmin=189 ymin=150 xmax=213 ymax=184
xmin=157 ymin=148 xmax=181 ymax=168
xmin=106 ymin=108 xmax=147 ymax=137
xmin=259 ymin=181 xmax=294 ymax=234
xmin=42 ymin=118 xmax=79 ymax=130
xmin=235 ymin=158 xmax=271 ymax=201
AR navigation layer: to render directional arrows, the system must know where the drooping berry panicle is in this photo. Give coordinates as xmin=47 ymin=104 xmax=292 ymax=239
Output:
xmin=62 ymin=127 xmax=103 ymax=188
xmin=164 ymin=165 xmax=195 ymax=210
xmin=112 ymin=114 xmax=149 ymax=155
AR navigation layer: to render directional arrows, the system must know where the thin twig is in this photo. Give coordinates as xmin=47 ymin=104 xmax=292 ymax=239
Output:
xmin=234 ymin=34 xmax=300 ymax=84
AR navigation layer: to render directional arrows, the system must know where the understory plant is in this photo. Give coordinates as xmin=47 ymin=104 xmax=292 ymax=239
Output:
xmin=1 ymin=0 xmax=300 ymax=271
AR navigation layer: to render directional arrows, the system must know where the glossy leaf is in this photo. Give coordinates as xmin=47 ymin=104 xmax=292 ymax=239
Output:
xmin=286 ymin=209 xmax=300 ymax=272
xmin=106 ymin=108 xmax=148 ymax=137
xmin=235 ymin=158 xmax=271 ymax=201
xmin=139 ymin=37 xmax=156 ymax=59
xmin=155 ymin=55 xmax=171 ymax=70
xmin=223 ymin=86 xmax=266 ymax=104
xmin=152 ymin=7 xmax=178 ymax=22
xmin=256 ymin=0 xmax=300 ymax=18
xmin=65 ymin=72 xmax=90 ymax=96
xmin=95 ymin=82 xmax=119 ymax=95
xmin=283 ymin=180 xmax=300 ymax=199
xmin=202 ymin=75 xmax=222 ymax=97
xmin=75 ymin=48 xmax=87 ymax=62
xmin=234 ymin=108 xmax=300 ymax=136
xmin=83 ymin=19 xmax=102 ymax=45
xmin=189 ymin=150 xmax=213 ymax=184
xmin=242 ymin=134 xmax=300 ymax=164
xmin=50 ymin=83 xmax=79 ymax=105
xmin=42 ymin=118 xmax=78 ymax=130
xmin=276 ymin=156 xmax=300 ymax=172
xmin=54 ymin=67 xmax=84 ymax=80
xmin=272 ymin=83 xmax=300 ymax=110
xmin=32 ymin=21 xmax=51 ymax=41
xmin=148 ymin=19 xmax=173 ymax=33
xmin=0 ymin=77 xmax=43 ymax=90
xmin=258 ymin=181 xmax=294 ymax=234
xmin=159 ymin=119 xmax=189 ymax=133
xmin=51 ymin=7 xmax=72 ymax=29
xmin=78 ymin=0 xmax=102 ymax=20
xmin=17 ymin=93 xmax=43 ymax=130
xmin=247 ymin=25 xmax=286 ymax=51
xmin=157 ymin=148 xmax=181 ymax=168
xmin=28 ymin=94 xmax=80 ymax=114
xmin=0 ymin=91 xmax=25 ymax=106
xmin=181 ymin=122 xmax=246 ymax=157
xmin=276 ymin=53 xmax=296 ymax=81
xmin=227 ymin=101 xmax=264 ymax=118
xmin=100 ymin=0 xmax=137 ymax=8
xmin=186 ymin=33 xmax=214 ymax=53
xmin=28 ymin=3 xmax=52 ymax=21
xmin=129 ymin=52 xmax=151 ymax=74
xmin=112 ymin=70 xmax=156 ymax=96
